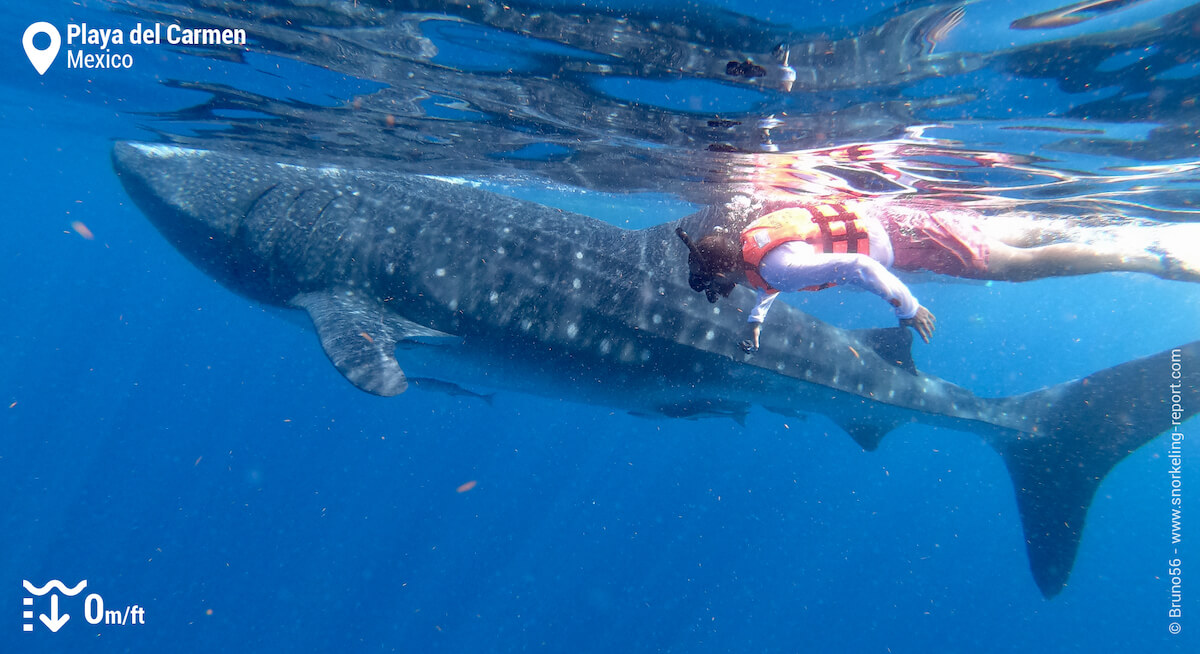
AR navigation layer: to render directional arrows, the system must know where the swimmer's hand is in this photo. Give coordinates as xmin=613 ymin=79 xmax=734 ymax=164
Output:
xmin=741 ymin=322 xmax=762 ymax=354
xmin=900 ymin=306 xmax=937 ymax=344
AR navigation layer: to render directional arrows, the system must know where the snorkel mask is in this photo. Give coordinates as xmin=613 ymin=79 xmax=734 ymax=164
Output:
xmin=676 ymin=227 xmax=736 ymax=303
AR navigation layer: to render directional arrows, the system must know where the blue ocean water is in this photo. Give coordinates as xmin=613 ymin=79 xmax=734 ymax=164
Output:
xmin=1 ymin=1 xmax=1198 ymax=652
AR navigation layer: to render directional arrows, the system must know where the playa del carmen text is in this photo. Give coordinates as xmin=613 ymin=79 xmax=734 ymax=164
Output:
xmin=66 ymin=22 xmax=246 ymax=70
xmin=1168 ymin=348 xmax=1184 ymax=635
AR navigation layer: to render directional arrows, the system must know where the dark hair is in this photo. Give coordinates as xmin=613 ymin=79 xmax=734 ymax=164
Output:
xmin=676 ymin=228 xmax=740 ymax=302
xmin=693 ymin=233 xmax=741 ymax=276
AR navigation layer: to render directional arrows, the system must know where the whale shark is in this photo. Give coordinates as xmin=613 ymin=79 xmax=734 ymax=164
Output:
xmin=112 ymin=141 xmax=1197 ymax=597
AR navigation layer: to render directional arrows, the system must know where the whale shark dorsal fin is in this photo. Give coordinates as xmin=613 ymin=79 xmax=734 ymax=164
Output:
xmin=851 ymin=326 xmax=917 ymax=375
xmin=290 ymin=289 xmax=455 ymax=396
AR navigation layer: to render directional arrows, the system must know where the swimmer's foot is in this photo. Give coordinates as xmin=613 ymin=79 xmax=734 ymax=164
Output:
xmin=1148 ymin=223 xmax=1200 ymax=282
xmin=1159 ymin=254 xmax=1200 ymax=282
xmin=1150 ymin=242 xmax=1200 ymax=283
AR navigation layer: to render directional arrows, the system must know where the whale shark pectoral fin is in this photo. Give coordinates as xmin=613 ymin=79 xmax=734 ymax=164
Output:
xmin=290 ymin=289 xmax=454 ymax=397
xmin=851 ymin=326 xmax=917 ymax=375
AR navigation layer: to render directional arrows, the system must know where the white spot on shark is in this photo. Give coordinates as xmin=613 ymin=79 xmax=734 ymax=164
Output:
xmin=566 ymin=323 xmax=579 ymax=338
xmin=599 ymin=339 xmax=612 ymax=354
xmin=620 ymin=343 xmax=636 ymax=362
xmin=489 ymin=292 xmax=499 ymax=303
xmin=652 ymin=314 xmax=662 ymax=325
xmin=387 ymin=226 xmax=396 ymax=234
xmin=573 ymin=279 xmax=581 ymax=290
xmin=705 ymin=330 xmax=715 ymax=341
xmin=386 ymin=263 xmax=396 ymax=275
xmin=575 ymin=251 xmax=584 ymax=260
xmin=435 ymin=268 xmax=446 ymax=277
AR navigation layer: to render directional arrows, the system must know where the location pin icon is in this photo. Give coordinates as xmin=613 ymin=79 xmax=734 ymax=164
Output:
xmin=23 ymin=22 xmax=61 ymax=76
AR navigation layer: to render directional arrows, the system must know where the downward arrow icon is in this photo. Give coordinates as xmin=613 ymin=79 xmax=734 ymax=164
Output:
xmin=39 ymin=594 xmax=69 ymax=632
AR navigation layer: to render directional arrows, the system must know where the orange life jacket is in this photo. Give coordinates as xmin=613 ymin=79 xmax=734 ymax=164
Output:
xmin=741 ymin=203 xmax=872 ymax=293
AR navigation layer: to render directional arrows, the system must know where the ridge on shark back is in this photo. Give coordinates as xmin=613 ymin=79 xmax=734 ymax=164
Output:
xmin=113 ymin=141 xmax=1197 ymax=597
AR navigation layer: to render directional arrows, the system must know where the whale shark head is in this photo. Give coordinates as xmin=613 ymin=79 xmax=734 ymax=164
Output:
xmin=112 ymin=142 xmax=250 ymax=233
xmin=112 ymin=142 xmax=300 ymax=302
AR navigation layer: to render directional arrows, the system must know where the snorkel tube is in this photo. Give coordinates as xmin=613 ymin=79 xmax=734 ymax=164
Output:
xmin=675 ymin=226 xmax=699 ymax=255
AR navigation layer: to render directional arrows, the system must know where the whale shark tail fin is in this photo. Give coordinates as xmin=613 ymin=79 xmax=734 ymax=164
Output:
xmin=993 ymin=341 xmax=1197 ymax=597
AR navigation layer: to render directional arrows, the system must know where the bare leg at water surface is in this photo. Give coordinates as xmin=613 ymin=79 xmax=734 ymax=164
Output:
xmin=972 ymin=212 xmax=1200 ymax=283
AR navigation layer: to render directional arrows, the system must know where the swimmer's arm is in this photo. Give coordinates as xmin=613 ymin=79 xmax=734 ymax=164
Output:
xmin=836 ymin=254 xmax=920 ymax=320
xmin=826 ymin=254 xmax=936 ymax=343
xmin=743 ymin=322 xmax=762 ymax=353
xmin=767 ymin=249 xmax=920 ymax=319
xmin=747 ymin=288 xmax=778 ymax=324
xmin=742 ymin=289 xmax=776 ymax=353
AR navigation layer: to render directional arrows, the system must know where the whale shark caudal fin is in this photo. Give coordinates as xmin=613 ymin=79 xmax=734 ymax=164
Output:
xmin=290 ymin=289 xmax=457 ymax=396
xmin=994 ymin=341 xmax=1198 ymax=597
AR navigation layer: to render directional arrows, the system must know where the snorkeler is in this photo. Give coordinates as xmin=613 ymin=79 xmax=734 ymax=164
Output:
xmin=677 ymin=198 xmax=1198 ymax=352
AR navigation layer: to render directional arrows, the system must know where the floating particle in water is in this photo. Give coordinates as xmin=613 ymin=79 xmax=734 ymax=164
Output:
xmin=848 ymin=345 xmax=860 ymax=358
xmin=360 ymin=331 xmax=375 ymax=344
xmin=71 ymin=221 xmax=94 ymax=240
xmin=456 ymin=480 xmax=477 ymax=493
